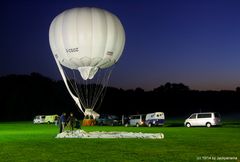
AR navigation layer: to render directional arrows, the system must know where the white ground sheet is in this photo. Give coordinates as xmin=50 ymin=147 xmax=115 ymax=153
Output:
xmin=56 ymin=130 xmax=164 ymax=139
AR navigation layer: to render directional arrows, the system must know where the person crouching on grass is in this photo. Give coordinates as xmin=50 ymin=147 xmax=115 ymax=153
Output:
xmin=59 ymin=112 xmax=66 ymax=133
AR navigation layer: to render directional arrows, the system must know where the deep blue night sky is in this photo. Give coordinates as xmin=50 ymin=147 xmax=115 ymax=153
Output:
xmin=1 ymin=0 xmax=240 ymax=90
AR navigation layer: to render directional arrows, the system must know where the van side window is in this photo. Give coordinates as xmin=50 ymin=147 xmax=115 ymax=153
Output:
xmin=189 ymin=114 xmax=196 ymax=119
xmin=198 ymin=114 xmax=211 ymax=118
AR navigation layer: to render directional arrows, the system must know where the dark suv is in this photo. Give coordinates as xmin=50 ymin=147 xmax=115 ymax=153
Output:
xmin=96 ymin=114 xmax=122 ymax=126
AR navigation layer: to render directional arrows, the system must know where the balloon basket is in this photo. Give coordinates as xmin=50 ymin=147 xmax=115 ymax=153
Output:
xmin=82 ymin=119 xmax=96 ymax=126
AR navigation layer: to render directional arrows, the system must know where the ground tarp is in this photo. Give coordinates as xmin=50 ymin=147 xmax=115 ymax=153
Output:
xmin=56 ymin=130 xmax=164 ymax=139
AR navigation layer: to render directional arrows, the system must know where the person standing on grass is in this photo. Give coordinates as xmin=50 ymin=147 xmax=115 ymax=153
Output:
xmin=67 ymin=112 xmax=76 ymax=131
xmin=59 ymin=112 xmax=66 ymax=133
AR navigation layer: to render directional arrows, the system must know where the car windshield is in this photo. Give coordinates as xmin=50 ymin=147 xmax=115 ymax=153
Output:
xmin=111 ymin=115 xmax=119 ymax=120
xmin=99 ymin=114 xmax=108 ymax=119
xmin=189 ymin=114 xmax=196 ymax=119
xmin=131 ymin=116 xmax=139 ymax=119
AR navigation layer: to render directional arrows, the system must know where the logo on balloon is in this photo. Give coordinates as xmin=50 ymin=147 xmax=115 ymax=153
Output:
xmin=106 ymin=51 xmax=113 ymax=56
xmin=66 ymin=48 xmax=79 ymax=53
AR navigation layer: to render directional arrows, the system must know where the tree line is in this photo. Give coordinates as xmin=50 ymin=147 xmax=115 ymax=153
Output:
xmin=0 ymin=73 xmax=240 ymax=121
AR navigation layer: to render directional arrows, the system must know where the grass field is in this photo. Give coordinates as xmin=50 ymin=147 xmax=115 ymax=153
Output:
xmin=0 ymin=120 xmax=240 ymax=162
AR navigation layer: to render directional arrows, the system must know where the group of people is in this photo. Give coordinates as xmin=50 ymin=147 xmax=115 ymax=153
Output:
xmin=59 ymin=112 xmax=80 ymax=133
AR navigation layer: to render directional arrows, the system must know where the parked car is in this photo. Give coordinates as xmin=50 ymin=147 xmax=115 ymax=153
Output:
xmin=184 ymin=112 xmax=221 ymax=127
xmin=125 ymin=114 xmax=146 ymax=127
xmin=96 ymin=114 xmax=122 ymax=126
xmin=145 ymin=112 xmax=165 ymax=127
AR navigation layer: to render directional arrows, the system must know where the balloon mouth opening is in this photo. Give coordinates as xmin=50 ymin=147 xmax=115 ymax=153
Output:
xmin=84 ymin=108 xmax=100 ymax=119
xmin=78 ymin=66 xmax=99 ymax=80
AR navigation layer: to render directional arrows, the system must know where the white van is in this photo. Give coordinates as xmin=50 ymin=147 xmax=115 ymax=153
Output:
xmin=184 ymin=112 xmax=221 ymax=127
xmin=145 ymin=112 xmax=165 ymax=127
xmin=126 ymin=114 xmax=146 ymax=127
xmin=33 ymin=115 xmax=45 ymax=124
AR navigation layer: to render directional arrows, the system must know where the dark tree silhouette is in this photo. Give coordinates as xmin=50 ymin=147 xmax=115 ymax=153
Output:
xmin=0 ymin=74 xmax=240 ymax=121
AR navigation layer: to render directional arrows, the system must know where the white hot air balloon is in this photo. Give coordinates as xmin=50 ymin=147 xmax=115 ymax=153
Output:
xmin=49 ymin=7 xmax=125 ymax=118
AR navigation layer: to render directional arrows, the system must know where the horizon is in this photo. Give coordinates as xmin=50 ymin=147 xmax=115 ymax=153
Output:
xmin=1 ymin=72 xmax=240 ymax=92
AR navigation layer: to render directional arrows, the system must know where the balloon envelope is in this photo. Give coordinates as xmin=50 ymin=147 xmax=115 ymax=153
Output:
xmin=49 ymin=7 xmax=125 ymax=80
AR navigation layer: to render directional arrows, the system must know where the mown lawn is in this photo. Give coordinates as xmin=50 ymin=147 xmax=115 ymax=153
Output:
xmin=0 ymin=121 xmax=239 ymax=162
